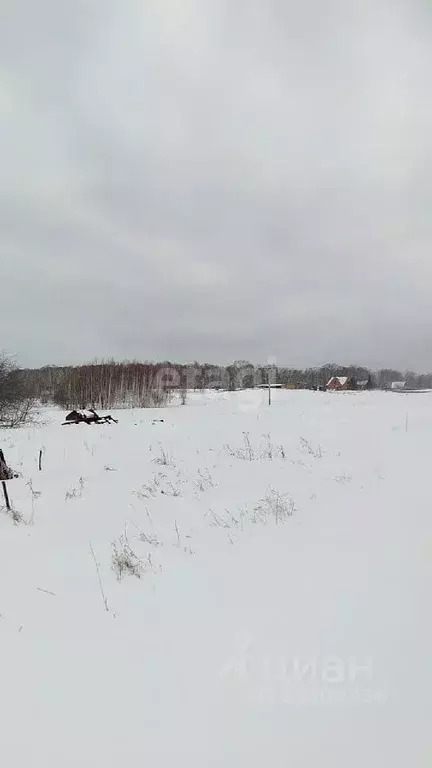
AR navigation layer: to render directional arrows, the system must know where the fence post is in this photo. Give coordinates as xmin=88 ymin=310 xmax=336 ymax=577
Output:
xmin=0 ymin=449 xmax=11 ymax=511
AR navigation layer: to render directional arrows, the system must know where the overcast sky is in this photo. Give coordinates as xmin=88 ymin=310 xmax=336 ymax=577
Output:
xmin=1 ymin=0 xmax=431 ymax=370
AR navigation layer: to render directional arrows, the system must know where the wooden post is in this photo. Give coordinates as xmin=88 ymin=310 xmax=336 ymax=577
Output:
xmin=2 ymin=480 xmax=10 ymax=511
xmin=38 ymin=449 xmax=43 ymax=471
xmin=0 ymin=449 xmax=11 ymax=511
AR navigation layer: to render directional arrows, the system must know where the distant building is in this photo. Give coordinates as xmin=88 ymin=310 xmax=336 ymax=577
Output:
xmin=327 ymin=376 xmax=357 ymax=391
xmin=255 ymin=383 xmax=282 ymax=389
xmin=357 ymin=375 xmax=374 ymax=390
xmin=391 ymin=381 xmax=406 ymax=390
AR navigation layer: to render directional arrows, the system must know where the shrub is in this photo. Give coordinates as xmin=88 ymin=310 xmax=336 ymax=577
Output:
xmin=0 ymin=353 xmax=37 ymax=428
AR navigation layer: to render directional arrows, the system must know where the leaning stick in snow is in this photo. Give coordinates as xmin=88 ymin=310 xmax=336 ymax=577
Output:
xmin=0 ymin=449 xmax=11 ymax=511
xmin=174 ymin=520 xmax=181 ymax=547
xmin=89 ymin=541 xmax=109 ymax=612
xmin=38 ymin=449 xmax=43 ymax=471
xmin=1 ymin=480 xmax=10 ymax=511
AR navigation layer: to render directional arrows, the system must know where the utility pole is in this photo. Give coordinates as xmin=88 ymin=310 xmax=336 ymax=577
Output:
xmin=267 ymin=356 xmax=277 ymax=406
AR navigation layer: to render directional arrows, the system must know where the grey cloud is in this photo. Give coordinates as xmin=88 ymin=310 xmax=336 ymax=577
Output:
xmin=1 ymin=0 xmax=431 ymax=369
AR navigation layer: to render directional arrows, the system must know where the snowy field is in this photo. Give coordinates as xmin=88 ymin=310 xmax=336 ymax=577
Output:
xmin=0 ymin=389 xmax=429 ymax=766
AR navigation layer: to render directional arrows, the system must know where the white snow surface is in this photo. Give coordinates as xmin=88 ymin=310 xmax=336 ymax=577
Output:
xmin=0 ymin=389 xmax=429 ymax=766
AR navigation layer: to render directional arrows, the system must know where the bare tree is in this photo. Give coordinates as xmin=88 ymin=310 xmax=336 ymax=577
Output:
xmin=0 ymin=353 xmax=37 ymax=428
xmin=50 ymin=361 xmax=174 ymax=410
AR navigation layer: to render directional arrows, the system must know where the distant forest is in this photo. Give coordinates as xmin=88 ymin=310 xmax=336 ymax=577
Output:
xmin=16 ymin=360 xmax=432 ymax=411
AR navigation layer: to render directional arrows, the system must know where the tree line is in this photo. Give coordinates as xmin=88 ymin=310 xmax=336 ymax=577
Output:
xmin=2 ymin=353 xmax=432 ymax=427
xmin=20 ymin=359 xmax=432 ymax=403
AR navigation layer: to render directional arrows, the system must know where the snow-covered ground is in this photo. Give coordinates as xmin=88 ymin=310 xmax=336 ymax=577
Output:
xmin=0 ymin=389 xmax=429 ymax=766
